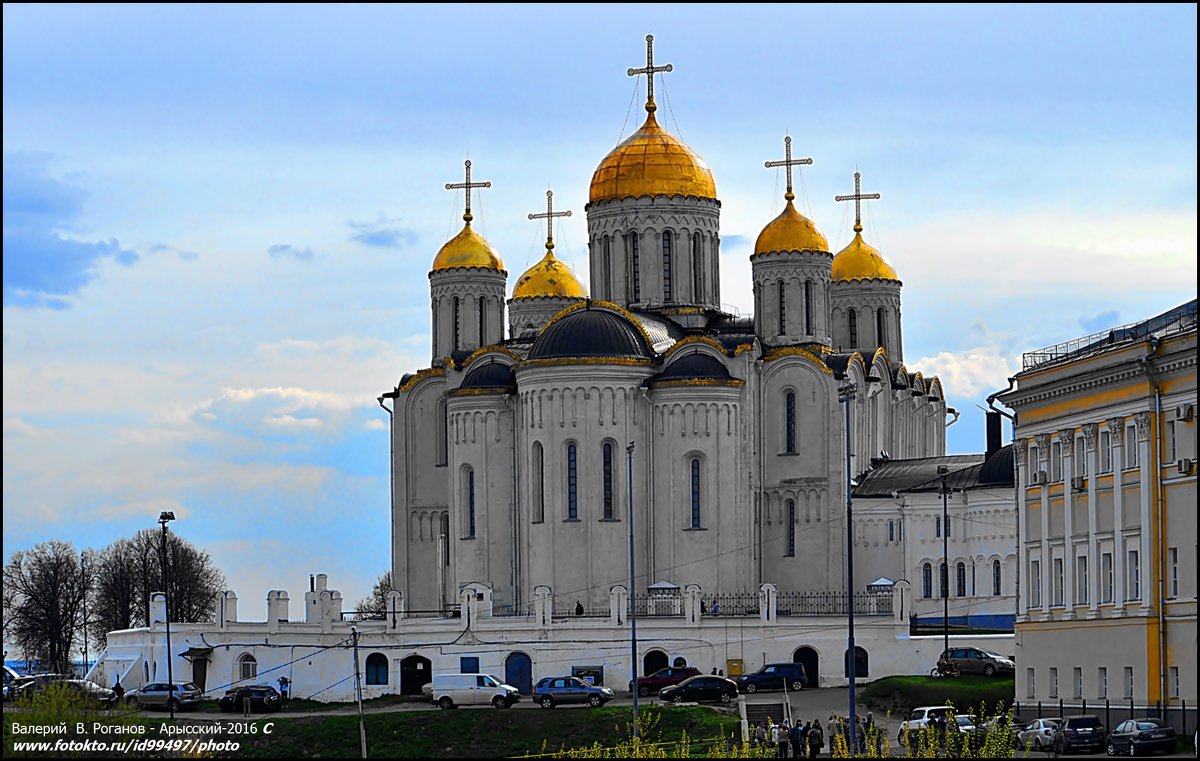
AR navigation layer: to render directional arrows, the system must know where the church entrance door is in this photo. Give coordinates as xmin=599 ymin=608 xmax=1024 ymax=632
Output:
xmin=504 ymin=652 xmax=533 ymax=694
xmin=643 ymin=650 xmax=668 ymax=676
xmin=192 ymin=658 xmax=208 ymax=693
xmin=399 ymin=655 xmax=431 ymax=696
xmin=793 ymin=646 xmax=819 ymax=688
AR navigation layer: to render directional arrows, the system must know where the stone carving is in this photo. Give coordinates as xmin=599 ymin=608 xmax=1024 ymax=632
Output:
xmin=1082 ymin=423 xmax=1098 ymax=450
xmin=1135 ymin=411 xmax=1151 ymax=441
xmin=1056 ymin=429 xmax=1075 ymax=448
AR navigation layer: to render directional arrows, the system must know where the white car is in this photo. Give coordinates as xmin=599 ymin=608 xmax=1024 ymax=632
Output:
xmin=430 ymin=673 xmax=519 ymax=710
xmin=898 ymin=706 xmax=955 ymax=744
xmin=1016 ymin=717 xmax=1063 ymax=751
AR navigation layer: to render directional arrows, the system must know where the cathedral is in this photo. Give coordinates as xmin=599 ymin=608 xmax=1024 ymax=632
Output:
xmin=384 ymin=35 xmax=949 ymax=617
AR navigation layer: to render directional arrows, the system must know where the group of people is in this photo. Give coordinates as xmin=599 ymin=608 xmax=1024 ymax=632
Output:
xmin=748 ymin=717 xmax=825 ymax=758
xmin=827 ymin=712 xmax=884 ymax=755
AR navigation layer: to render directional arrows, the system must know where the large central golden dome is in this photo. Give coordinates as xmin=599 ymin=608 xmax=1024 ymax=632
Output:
xmin=512 ymin=245 xmax=587 ymax=300
xmin=589 ymin=110 xmax=716 ymax=204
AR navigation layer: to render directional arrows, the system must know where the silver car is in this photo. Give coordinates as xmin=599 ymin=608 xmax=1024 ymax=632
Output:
xmin=1017 ymin=717 xmax=1063 ymax=751
xmin=127 ymin=681 xmax=203 ymax=711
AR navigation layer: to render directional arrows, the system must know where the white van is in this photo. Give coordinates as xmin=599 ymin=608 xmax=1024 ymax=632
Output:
xmin=430 ymin=673 xmax=519 ymax=709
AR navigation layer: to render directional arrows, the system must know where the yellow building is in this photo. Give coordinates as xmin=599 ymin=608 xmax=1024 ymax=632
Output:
xmin=998 ymin=300 xmax=1196 ymax=709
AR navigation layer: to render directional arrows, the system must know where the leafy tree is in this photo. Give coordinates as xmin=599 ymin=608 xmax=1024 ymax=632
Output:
xmin=3 ymin=541 xmax=89 ymax=673
xmin=355 ymin=572 xmax=393 ymax=617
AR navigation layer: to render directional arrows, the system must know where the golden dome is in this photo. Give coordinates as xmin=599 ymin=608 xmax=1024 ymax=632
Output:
xmin=832 ymin=229 xmax=900 ymax=282
xmin=589 ymin=110 xmax=717 ymax=204
xmin=754 ymin=199 xmax=829 ymax=255
xmin=512 ymin=245 xmax=587 ymax=300
xmin=431 ymin=219 xmax=504 ymax=272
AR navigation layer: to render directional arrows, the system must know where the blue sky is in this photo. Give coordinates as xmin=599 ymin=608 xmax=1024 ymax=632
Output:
xmin=4 ymin=4 xmax=1196 ymax=618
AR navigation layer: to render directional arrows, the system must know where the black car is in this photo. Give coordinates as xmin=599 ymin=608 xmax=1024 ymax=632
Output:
xmin=1051 ymin=714 xmax=1105 ymax=754
xmin=1106 ymin=717 xmax=1176 ymax=756
xmin=658 ymin=675 xmax=738 ymax=704
xmin=218 ymin=685 xmax=282 ymax=713
xmin=736 ymin=662 xmax=807 ymax=693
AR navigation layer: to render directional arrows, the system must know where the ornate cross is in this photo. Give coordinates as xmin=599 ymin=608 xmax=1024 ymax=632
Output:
xmin=763 ymin=135 xmax=813 ymax=201
xmin=528 ymin=189 xmax=571 ymax=248
xmin=444 ymin=159 xmax=491 ymax=223
xmin=835 ymin=171 xmax=881 ymax=233
xmin=627 ymin=34 xmax=673 ymax=111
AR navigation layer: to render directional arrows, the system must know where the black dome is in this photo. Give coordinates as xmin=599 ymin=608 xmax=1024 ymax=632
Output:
xmin=648 ymin=352 xmax=732 ymax=385
xmin=978 ymin=444 xmax=1015 ymax=486
xmin=529 ymin=307 xmax=651 ymax=360
xmin=459 ymin=362 xmax=516 ymax=392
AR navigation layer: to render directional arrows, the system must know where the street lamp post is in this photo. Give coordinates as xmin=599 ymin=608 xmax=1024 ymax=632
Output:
xmin=158 ymin=511 xmax=176 ymax=719
xmin=626 ymin=441 xmax=639 ymax=741
xmin=838 ymin=381 xmax=858 ymax=754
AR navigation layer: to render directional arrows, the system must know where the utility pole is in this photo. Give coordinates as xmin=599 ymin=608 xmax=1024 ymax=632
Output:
xmin=627 ymin=441 xmax=639 ymax=741
xmin=938 ymin=466 xmax=951 ymax=658
xmin=838 ymin=381 xmax=858 ymax=754
xmin=351 ymin=626 xmax=367 ymax=758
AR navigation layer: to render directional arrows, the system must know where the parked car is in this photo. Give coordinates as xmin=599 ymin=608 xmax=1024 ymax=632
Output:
xmin=1106 ymin=717 xmax=1175 ymax=756
xmin=125 ymin=681 xmax=203 ymax=711
xmin=938 ymin=647 xmax=1015 ymax=677
xmin=533 ymin=676 xmax=615 ymax=708
xmin=898 ymin=706 xmax=956 ymax=744
xmin=629 ymin=666 xmax=701 ymax=697
xmin=658 ymin=675 xmax=738 ymax=704
xmin=1051 ymin=714 xmax=1105 ymax=755
xmin=12 ymin=674 xmax=72 ymax=701
xmin=218 ymin=685 xmax=282 ymax=713
xmin=1017 ymin=717 xmax=1064 ymax=751
xmin=19 ymin=678 xmax=116 ymax=708
xmin=430 ymin=673 xmax=519 ymax=709
xmin=735 ymin=662 xmax=807 ymax=693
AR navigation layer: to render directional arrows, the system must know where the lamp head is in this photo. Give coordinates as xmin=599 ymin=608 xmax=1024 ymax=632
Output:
xmin=159 ymin=510 xmax=176 ymax=524
xmin=936 ymin=465 xmax=950 ymax=476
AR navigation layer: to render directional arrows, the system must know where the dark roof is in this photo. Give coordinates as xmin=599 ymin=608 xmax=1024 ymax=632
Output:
xmin=826 ymin=353 xmax=857 ymax=379
xmin=528 ymin=306 xmax=652 ymax=360
xmin=852 ymin=454 xmax=985 ymax=497
xmin=646 ymin=352 xmax=733 ymax=386
xmin=459 ymin=361 xmax=516 ymax=393
xmin=978 ymin=444 xmax=1015 ymax=486
xmin=630 ymin=310 xmax=686 ymax=353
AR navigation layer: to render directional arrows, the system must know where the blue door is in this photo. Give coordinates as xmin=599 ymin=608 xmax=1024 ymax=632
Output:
xmin=505 ymin=652 xmax=533 ymax=694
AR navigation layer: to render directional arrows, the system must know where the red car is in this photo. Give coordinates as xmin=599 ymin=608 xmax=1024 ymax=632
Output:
xmin=628 ymin=667 xmax=701 ymax=697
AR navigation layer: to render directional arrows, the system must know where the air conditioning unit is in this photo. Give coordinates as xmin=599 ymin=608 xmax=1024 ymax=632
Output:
xmin=1030 ymin=471 xmax=1048 ymax=486
xmin=1177 ymin=458 xmax=1194 ymax=475
xmin=1071 ymin=475 xmax=1086 ymax=491
xmin=1176 ymin=403 xmax=1195 ymax=422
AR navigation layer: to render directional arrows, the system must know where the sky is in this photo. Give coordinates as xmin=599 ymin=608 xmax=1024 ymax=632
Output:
xmin=3 ymin=4 xmax=1196 ymax=620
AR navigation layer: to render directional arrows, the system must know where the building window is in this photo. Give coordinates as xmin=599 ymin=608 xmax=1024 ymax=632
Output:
xmin=1170 ymin=666 xmax=1180 ymax=699
xmin=532 ymin=442 xmax=545 ymax=523
xmin=888 ymin=520 xmax=895 ymax=543
xmin=453 ymin=296 xmax=460 ymax=352
xmin=1027 ymin=444 xmax=1038 ymax=473
xmin=441 ymin=514 xmax=450 ymax=566
xmin=1166 ymin=420 xmax=1176 ymax=461
xmin=1127 ymin=549 xmax=1140 ymax=600
xmin=1030 ymin=559 xmax=1042 ymax=608
xmin=785 ymin=392 xmax=796 ymax=453
xmin=690 ymin=458 xmax=702 ymax=529
xmin=1101 ymin=552 xmax=1113 ymax=603
xmin=1075 ymin=436 xmax=1087 ymax=476
xmin=239 ymin=654 xmax=257 ymax=681
xmin=778 ymin=281 xmax=786 ymax=335
xmin=566 ymin=444 xmax=578 ymax=520
xmin=1050 ymin=667 xmax=1058 ymax=698
xmin=947 ymin=514 xmax=951 ymax=538
xmin=939 ymin=561 xmax=948 ymax=599
xmin=1077 ymin=555 xmax=1089 ymax=605
xmin=848 ymin=308 xmax=858 ymax=349
xmin=692 ymin=233 xmax=703 ymax=302
xmin=1027 ymin=668 xmax=1036 ymax=698
xmin=437 ymin=400 xmax=448 ymax=466
xmin=1123 ymin=666 xmax=1134 ymax=698
xmin=786 ymin=500 xmax=795 ymax=556
xmin=466 ymin=469 xmax=476 ymax=538
xmin=922 ymin=563 xmax=932 ymax=599
xmin=603 ymin=236 xmax=612 ymax=297
xmin=1053 ymin=558 xmax=1064 ymax=606
xmin=1051 ymin=441 xmax=1063 ymax=481
xmin=956 ymin=562 xmax=967 ymax=597
xmin=1098 ymin=666 xmax=1107 ymax=698
xmin=365 ymin=653 xmax=388 ymax=686
xmin=602 ymin=442 xmax=614 ymax=520
xmin=1073 ymin=667 xmax=1082 ymax=699
xmin=876 ymin=308 xmax=887 ymax=350
xmin=479 ymin=297 xmax=487 ymax=346
xmin=992 ymin=559 xmax=1002 ymax=596
xmin=1124 ymin=423 xmax=1138 ymax=468
xmin=804 ymin=280 xmax=813 ymax=334
xmin=629 ymin=233 xmax=641 ymax=302
xmin=1100 ymin=429 xmax=1112 ymax=472
xmin=1168 ymin=547 xmax=1178 ymax=598
xmin=935 ymin=516 xmax=941 ymax=538
xmin=662 ymin=231 xmax=673 ymax=302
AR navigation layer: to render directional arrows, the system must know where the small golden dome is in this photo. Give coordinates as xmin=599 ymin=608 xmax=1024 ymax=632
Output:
xmin=431 ymin=220 xmax=504 ymax=272
xmin=512 ymin=245 xmax=587 ymax=300
xmin=589 ymin=110 xmax=717 ymax=204
xmin=832 ymin=229 xmax=900 ymax=282
xmin=754 ymin=199 xmax=829 ymax=255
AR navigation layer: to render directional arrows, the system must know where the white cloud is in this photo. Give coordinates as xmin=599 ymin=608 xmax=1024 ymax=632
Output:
xmin=908 ymin=347 xmax=1021 ymax=398
xmin=3 ymin=417 xmax=49 ymax=438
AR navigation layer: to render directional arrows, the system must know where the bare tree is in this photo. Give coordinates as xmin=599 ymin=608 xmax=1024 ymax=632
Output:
xmin=89 ymin=538 xmax=140 ymax=645
xmin=3 ymin=541 xmax=89 ymax=673
xmin=354 ymin=572 xmax=393 ymax=617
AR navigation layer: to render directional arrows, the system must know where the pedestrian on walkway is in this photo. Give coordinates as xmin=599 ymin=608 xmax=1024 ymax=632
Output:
xmin=790 ymin=719 xmax=804 ymax=759
xmin=808 ymin=719 xmax=824 ymax=758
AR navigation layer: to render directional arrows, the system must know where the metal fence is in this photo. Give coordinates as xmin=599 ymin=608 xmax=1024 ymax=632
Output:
xmin=699 ymin=592 xmax=760 ymax=617
xmin=1013 ymin=699 xmax=1196 ymax=739
xmin=1022 ymin=302 xmax=1197 ymax=371
xmin=776 ymin=591 xmax=893 ymax=617
xmin=552 ymin=606 xmax=610 ymax=619
xmin=631 ymin=595 xmax=685 ymax=617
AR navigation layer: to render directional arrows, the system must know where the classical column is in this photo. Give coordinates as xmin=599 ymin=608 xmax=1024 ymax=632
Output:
xmin=1083 ymin=424 xmax=1100 ymax=618
xmin=1058 ymin=429 xmax=1076 ymax=618
xmin=1135 ymin=412 xmax=1152 ymax=615
xmin=1014 ymin=438 xmax=1029 ymax=623
xmin=1108 ymin=417 xmax=1126 ymax=611
xmin=1036 ymin=433 xmax=1052 ymax=619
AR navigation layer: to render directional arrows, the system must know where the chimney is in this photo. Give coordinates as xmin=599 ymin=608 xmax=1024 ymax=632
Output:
xmin=986 ymin=411 xmax=1002 ymax=459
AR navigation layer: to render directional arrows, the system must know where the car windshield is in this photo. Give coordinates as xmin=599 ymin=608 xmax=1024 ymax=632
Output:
xmin=957 ymin=717 xmax=973 ymax=727
xmin=1068 ymin=717 xmax=1101 ymax=727
xmin=983 ymin=652 xmax=1006 ymax=659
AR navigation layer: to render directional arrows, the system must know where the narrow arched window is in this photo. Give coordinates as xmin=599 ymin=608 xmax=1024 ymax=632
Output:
xmin=432 ymin=302 xmax=439 ymax=354
xmin=786 ymin=499 xmax=796 ymax=556
xmin=848 ymin=308 xmax=858 ymax=349
xmin=956 ymin=562 xmax=967 ymax=597
xmin=466 ymin=468 xmax=476 ymax=538
xmin=566 ymin=443 xmax=578 ymax=520
xmin=690 ymin=458 xmax=702 ymax=528
xmin=453 ymin=296 xmax=461 ymax=351
xmin=804 ymin=280 xmax=813 ymax=335
xmin=662 ymin=231 xmax=673 ymax=302
xmin=441 ymin=514 xmax=450 ymax=566
xmin=478 ymin=297 xmax=487 ymax=346
xmin=603 ymin=236 xmax=612 ymax=297
xmin=532 ymin=442 xmax=545 ymax=523
xmin=778 ymin=281 xmax=786 ymax=335
xmin=785 ymin=392 xmax=796 ymax=453
xmin=876 ymin=308 xmax=887 ymax=350
xmin=888 ymin=520 xmax=895 ymax=543
xmin=602 ymin=442 xmax=614 ymax=519
xmin=436 ymin=400 xmax=448 ymax=466
xmin=939 ymin=561 xmax=948 ymax=599
xmin=992 ymin=559 xmax=1002 ymax=596
xmin=365 ymin=653 xmax=388 ymax=685
xmin=629 ymin=233 xmax=641 ymax=302
xmin=922 ymin=563 xmax=932 ymax=599
xmin=692 ymin=234 xmax=703 ymax=301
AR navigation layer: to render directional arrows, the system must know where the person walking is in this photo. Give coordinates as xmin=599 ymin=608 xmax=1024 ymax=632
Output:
xmin=112 ymin=677 xmax=125 ymax=702
xmin=769 ymin=718 xmax=780 ymax=755
xmin=777 ymin=719 xmax=790 ymax=758
xmin=808 ymin=719 xmax=824 ymax=758
xmin=790 ymin=719 xmax=804 ymax=759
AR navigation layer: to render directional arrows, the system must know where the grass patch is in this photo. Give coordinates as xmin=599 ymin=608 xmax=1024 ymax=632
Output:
xmin=856 ymin=675 xmax=1014 ymax=716
xmin=237 ymin=705 xmax=740 ymax=758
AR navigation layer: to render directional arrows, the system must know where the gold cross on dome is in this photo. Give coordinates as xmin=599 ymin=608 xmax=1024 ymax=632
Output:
xmin=764 ymin=135 xmax=813 ymax=202
xmin=527 ymin=189 xmax=571 ymax=249
xmin=627 ymin=34 xmax=673 ymax=112
xmin=444 ymin=159 xmax=492 ymax=223
xmin=835 ymin=171 xmax=881 ymax=232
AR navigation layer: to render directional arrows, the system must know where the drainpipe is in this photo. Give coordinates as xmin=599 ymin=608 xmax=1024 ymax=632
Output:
xmin=988 ymin=376 xmax=1020 ymax=633
xmin=1140 ymin=336 xmax=1167 ymax=706
xmin=378 ymin=392 xmax=397 ymax=601
xmin=986 ymin=377 xmax=1017 ymax=420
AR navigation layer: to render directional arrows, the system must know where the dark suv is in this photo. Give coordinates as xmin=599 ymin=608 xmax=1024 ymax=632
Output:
xmin=629 ymin=667 xmax=701 ymax=697
xmin=218 ymin=685 xmax=282 ymax=713
xmin=1052 ymin=715 xmax=1105 ymax=755
xmin=736 ymin=663 xmax=807 ymax=693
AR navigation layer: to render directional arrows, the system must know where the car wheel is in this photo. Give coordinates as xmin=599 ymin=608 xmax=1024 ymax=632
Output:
xmin=588 ymin=695 xmax=602 ymax=707
xmin=1128 ymin=742 xmax=1136 ymax=757
xmin=719 ymin=691 xmax=732 ymax=704
xmin=984 ymin=664 xmax=996 ymax=677
xmin=745 ymin=683 xmax=758 ymax=694
xmin=671 ymin=694 xmax=684 ymax=704
xmin=166 ymin=698 xmax=180 ymax=712
xmin=540 ymin=695 xmax=555 ymax=709
xmin=492 ymin=696 xmax=507 ymax=709
xmin=1106 ymin=741 xmax=1115 ymax=756
xmin=790 ymin=680 xmax=803 ymax=691
xmin=638 ymin=686 xmax=650 ymax=697
xmin=438 ymin=696 xmax=454 ymax=710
